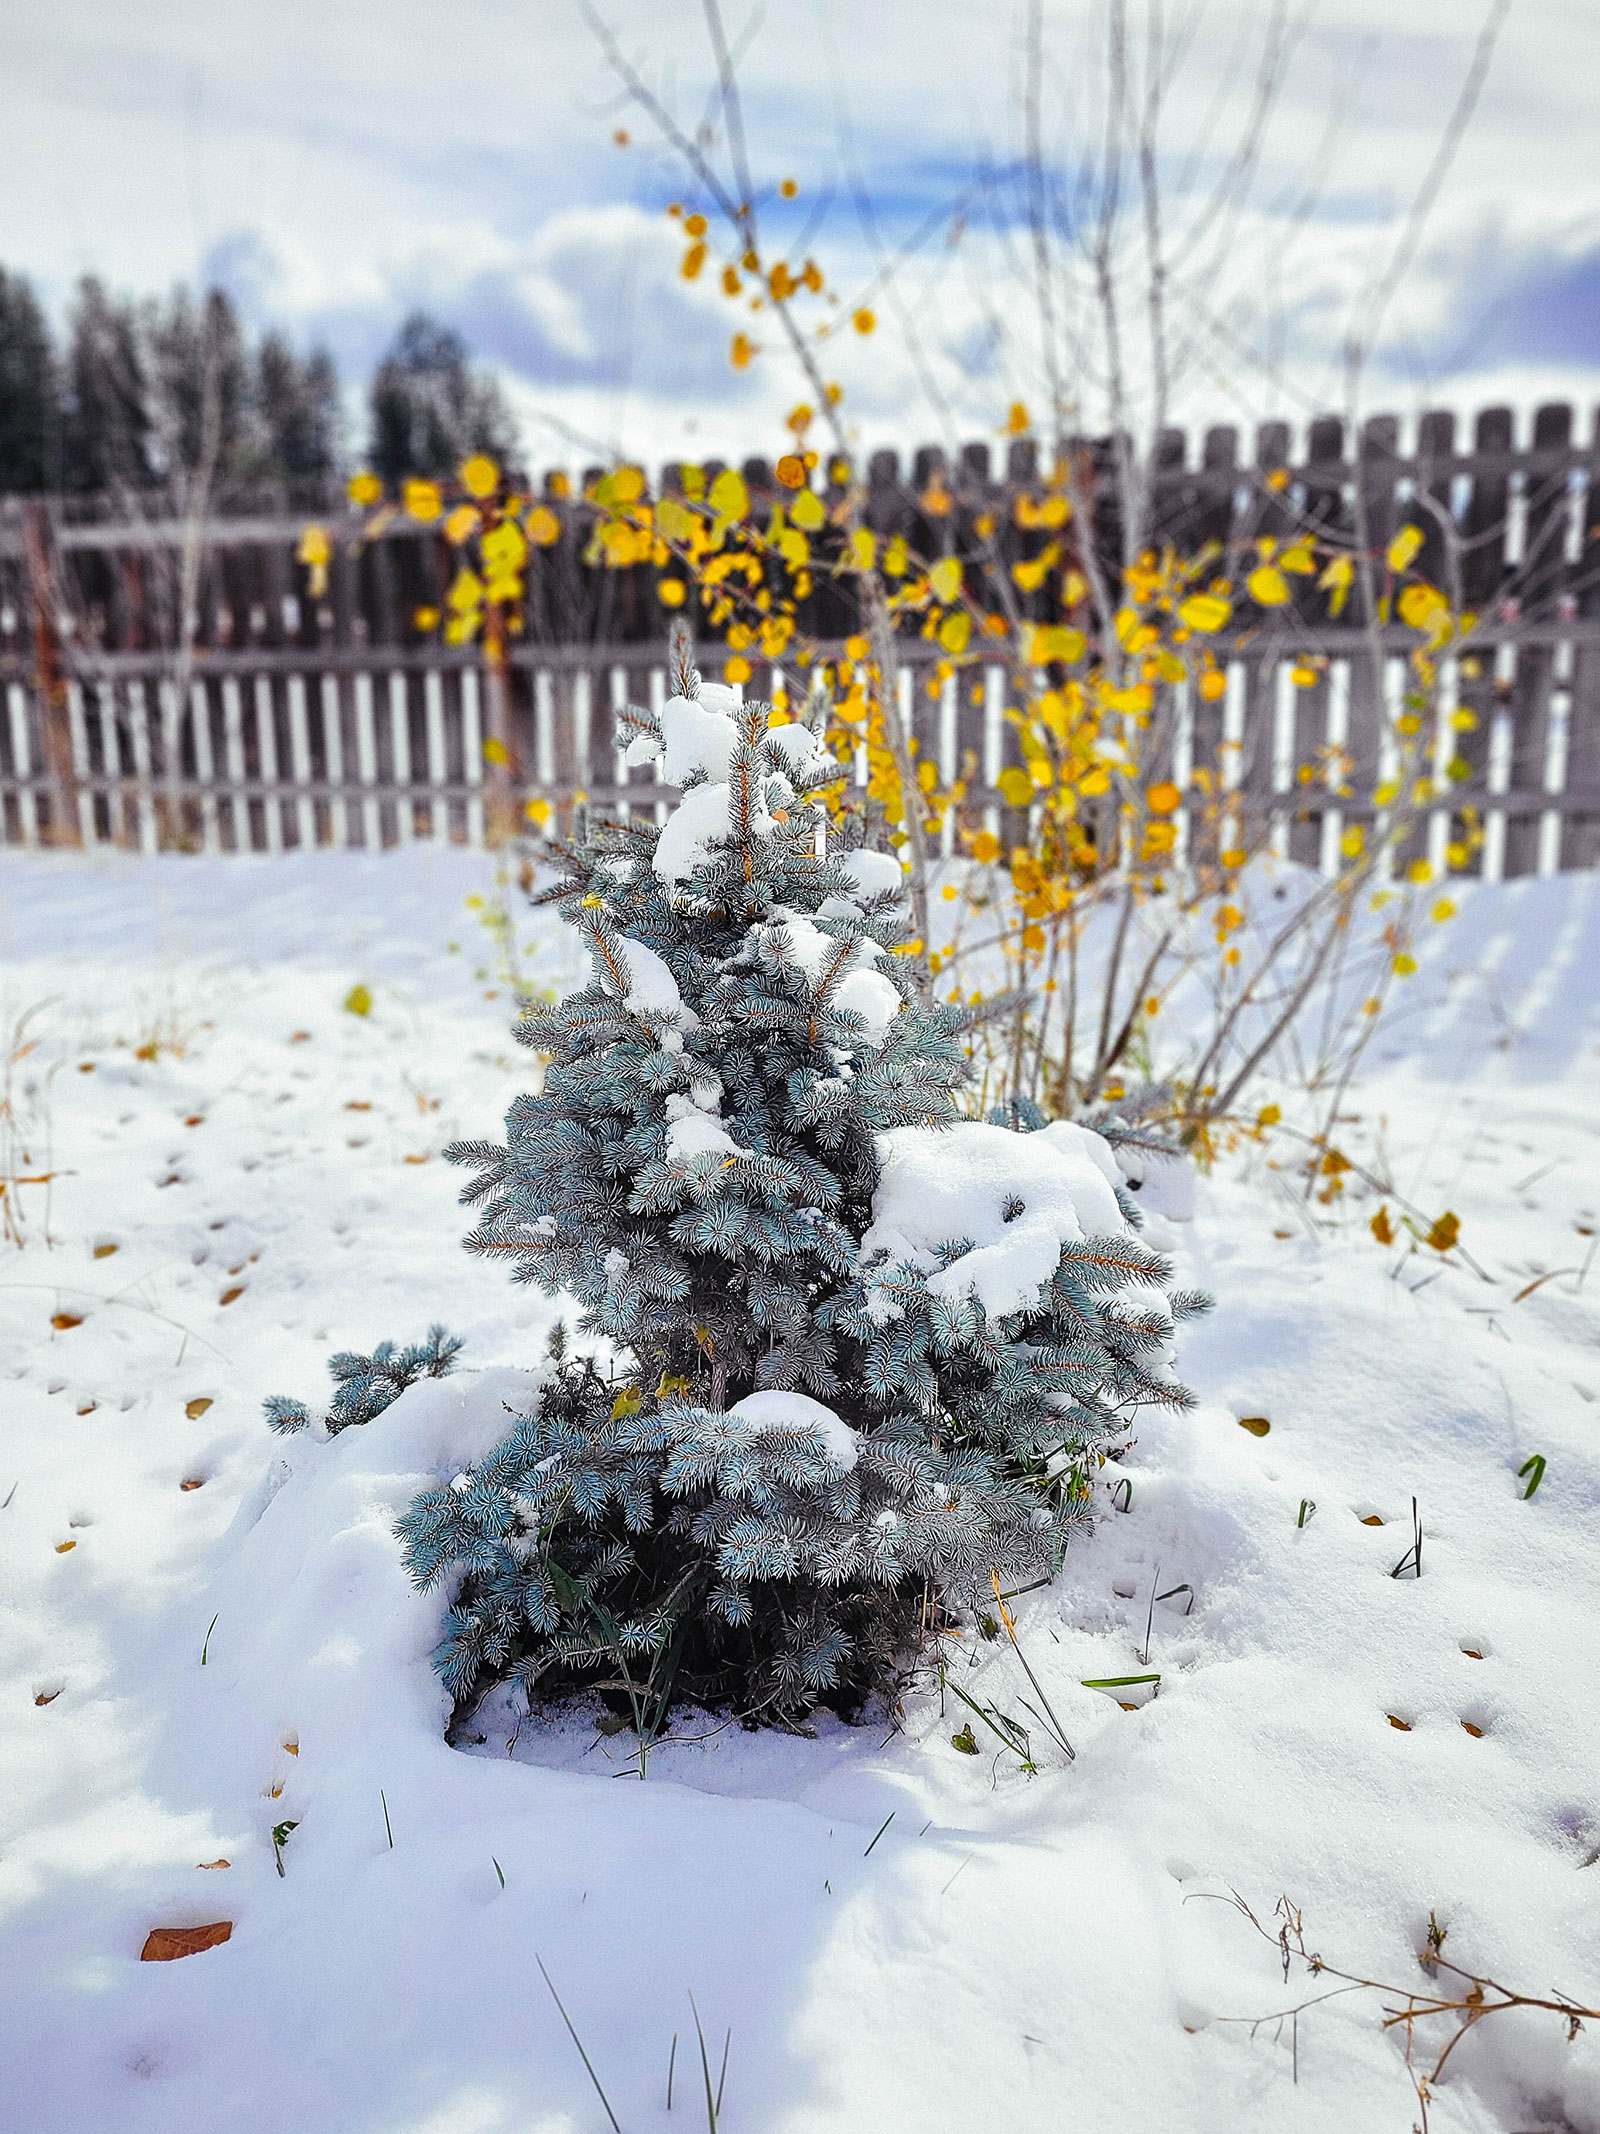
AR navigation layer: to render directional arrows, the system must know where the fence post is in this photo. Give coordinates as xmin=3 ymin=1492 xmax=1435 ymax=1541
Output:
xmin=21 ymin=502 xmax=80 ymax=846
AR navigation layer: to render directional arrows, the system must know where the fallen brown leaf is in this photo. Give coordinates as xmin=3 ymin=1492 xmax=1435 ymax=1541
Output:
xmin=92 ymin=1242 xmax=118 ymax=1259
xmin=51 ymin=1312 xmax=83 ymax=1330
xmin=197 ymin=1859 xmax=229 ymax=1870
xmin=1461 ymin=1721 xmax=1484 ymax=1737
xmin=140 ymin=1922 xmax=232 ymax=1961
xmin=55 ymin=1540 xmax=76 ymax=1554
xmin=34 ymin=1690 xmax=61 ymax=1706
xmin=218 ymin=1287 xmax=244 ymax=1306
xmin=1238 ymin=1416 xmax=1270 ymax=1437
xmin=1387 ymin=1715 xmax=1412 ymax=1731
xmin=185 ymin=1397 xmax=213 ymax=1419
xmin=180 ymin=1477 xmax=205 ymax=1492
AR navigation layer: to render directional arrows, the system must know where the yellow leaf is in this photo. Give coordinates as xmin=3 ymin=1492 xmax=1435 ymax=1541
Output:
xmin=853 ymin=307 xmax=876 ymax=334
xmin=525 ymin=797 xmax=552 ymax=827
xmin=681 ymin=240 xmax=707 ymax=280
xmin=1146 ymin=780 xmax=1181 ymax=816
xmin=938 ymin=610 xmax=971 ymax=654
xmin=447 ymin=568 xmax=484 ymax=613
xmin=657 ymin=578 xmax=687 ymax=607
xmin=1027 ymin=624 xmax=1087 ymax=665
xmin=969 ymin=830 xmax=1000 ymax=864
xmin=296 ymin=523 xmax=331 ymax=569
xmin=729 ymin=332 xmax=756 ymax=370
xmin=343 ymin=984 xmax=372 ymax=1016
xmin=444 ymin=505 xmax=479 ymax=546
xmin=1340 ymin=825 xmax=1364 ymax=857
xmin=1006 ymin=401 xmax=1030 ymax=435
xmin=347 ymin=471 xmax=382 ymax=507
xmin=1387 ymin=524 xmax=1424 ymax=572
xmin=789 ymin=487 xmax=825 ymax=532
xmin=404 ymin=479 xmax=443 ymax=523
xmin=1431 ymin=897 xmax=1456 ymax=922
xmin=929 ymin=556 xmax=962 ymax=604
xmin=1198 ymin=667 xmax=1227 ymax=702
xmin=724 ymin=655 xmax=752 ymax=684
xmin=998 ymin=766 xmax=1035 ymax=806
xmin=776 ymin=526 xmax=808 ymax=569
xmin=709 ymin=468 xmax=750 ymax=522
xmin=775 ymin=454 xmax=806 ymax=489
xmin=526 ymin=505 xmax=562 ymax=548
xmin=655 ymin=496 xmax=696 ymax=544
xmin=1279 ymin=542 xmax=1315 ymax=575
xmin=460 ymin=454 xmax=499 ymax=499
xmin=1257 ymin=1103 xmax=1281 ymax=1127
xmin=482 ymin=521 xmax=528 ymax=572
xmin=413 ymin=605 xmax=440 ymax=631
xmin=482 ymin=737 xmax=511 ymax=766
xmin=1103 ymin=683 xmax=1153 ymax=715
xmin=844 ymin=633 xmax=871 ymax=662
xmin=1425 ymin=1210 xmax=1460 ymax=1253
xmin=1248 ymin=564 xmax=1290 ymax=607
xmin=1398 ymin=582 xmax=1449 ymax=630
xmin=1407 ymin=858 xmax=1432 ymax=884
xmin=1392 ymin=951 xmax=1417 ymax=975
xmin=1178 ymin=592 xmax=1230 ymax=633
xmin=1370 ymin=1205 xmax=1395 ymax=1245
xmin=612 ymin=465 xmax=645 ymax=504
xmin=1290 ymin=663 xmax=1318 ymax=686
xmin=850 ymin=527 xmax=877 ymax=571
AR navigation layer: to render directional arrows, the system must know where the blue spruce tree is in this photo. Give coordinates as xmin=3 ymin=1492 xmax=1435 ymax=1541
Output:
xmin=392 ymin=633 xmax=1209 ymax=1727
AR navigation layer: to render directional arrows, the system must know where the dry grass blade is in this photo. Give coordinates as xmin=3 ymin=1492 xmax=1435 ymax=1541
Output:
xmin=537 ymin=1953 xmax=623 ymax=2134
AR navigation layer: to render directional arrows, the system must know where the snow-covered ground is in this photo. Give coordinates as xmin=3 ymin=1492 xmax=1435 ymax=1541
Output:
xmin=2 ymin=846 xmax=1597 ymax=2134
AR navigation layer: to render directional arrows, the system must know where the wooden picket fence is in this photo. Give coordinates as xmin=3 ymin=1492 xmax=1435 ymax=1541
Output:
xmin=1 ymin=399 xmax=1596 ymax=875
xmin=2 ymin=625 xmax=1595 ymax=880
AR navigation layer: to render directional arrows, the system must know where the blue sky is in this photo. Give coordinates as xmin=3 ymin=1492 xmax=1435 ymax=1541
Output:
xmin=3 ymin=0 xmax=1596 ymax=471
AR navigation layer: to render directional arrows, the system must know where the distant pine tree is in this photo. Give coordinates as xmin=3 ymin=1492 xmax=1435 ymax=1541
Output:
xmin=254 ymin=335 xmax=342 ymax=483
xmin=147 ymin=286 xmax=252 ymax=490
xmin=0 ymin=268 xmax=60 ymax=493
xmin=61 ymin=276 xmax=153 ymax=494
xmin=367 ymin=312 xmax=518 ymax=484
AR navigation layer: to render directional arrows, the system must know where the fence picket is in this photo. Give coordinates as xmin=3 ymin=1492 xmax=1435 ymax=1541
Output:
xmin=287 ymin=674 xmax=315 ymax=851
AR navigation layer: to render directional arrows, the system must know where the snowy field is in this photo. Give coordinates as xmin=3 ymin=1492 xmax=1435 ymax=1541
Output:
xmin=2 ymin=845 xmax=1598 ymax=2134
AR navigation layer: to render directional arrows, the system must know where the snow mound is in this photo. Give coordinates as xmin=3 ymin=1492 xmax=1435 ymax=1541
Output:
xmin=654 ymin=778 xmax=748 ymax=886
xmin=607 ymin=935 xmax=698 ymax=1031
xmin=861 ymin=1119 xmax=1132 ymax=1319
xmin=727 ymin=1389 xmax=860 ymax=1470
xmin=212 ymin=1368 xmax=544 ymax=1770
xmin=760 ymin=907 xmax=903 ymax=1044
xmin=657 ymin=689 xmax=741 ymax=785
